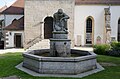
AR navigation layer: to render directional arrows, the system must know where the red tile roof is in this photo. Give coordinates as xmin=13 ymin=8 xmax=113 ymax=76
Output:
xmin=75 ymin=0 xmax=120 ymax=5
xmin=1 ymin=0 xmax=24 ymax=14
xmin=4 ymin=16 xmax=24 ymax=30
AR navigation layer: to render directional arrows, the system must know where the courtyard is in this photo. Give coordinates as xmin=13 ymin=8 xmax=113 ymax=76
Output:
xmin=0 ymin=47 xmax=120 ymax=79
xmin=0 ymin=0 xmax=120 ymax=79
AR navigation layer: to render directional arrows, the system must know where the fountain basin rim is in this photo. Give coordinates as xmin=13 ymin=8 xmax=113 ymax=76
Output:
xmin=22 ymin=49 xmax=98 ymax=75
xmin=23 ymin=49 xmax=97 ymax=62
xmin=50 ymin=38 xmax=71 ymax=41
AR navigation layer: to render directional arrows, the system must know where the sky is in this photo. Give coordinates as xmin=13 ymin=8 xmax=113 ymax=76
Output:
xmin=0 ymin=0 xmax=16 ymax=8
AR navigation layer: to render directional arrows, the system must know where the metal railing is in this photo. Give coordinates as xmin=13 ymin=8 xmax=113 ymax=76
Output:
xmin=25 ymin=34 xmax=42 ymax=49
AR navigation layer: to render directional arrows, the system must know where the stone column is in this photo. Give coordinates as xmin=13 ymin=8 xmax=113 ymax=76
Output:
xmin=104 ymin=8 xmax=111 ymax=44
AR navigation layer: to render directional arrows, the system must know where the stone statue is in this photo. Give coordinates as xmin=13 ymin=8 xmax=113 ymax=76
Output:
xmin=50 ymin=9 xmax=71 ymax=57
xmin=104 ymin=8 xmax=110 ymax=15
xmin=53 ymin=9 xmax=70 ymax=32
xmin=104 ymin=8 xmax=111 ymax=28
xmin=104 ymin=8 xmax=111 ymax=44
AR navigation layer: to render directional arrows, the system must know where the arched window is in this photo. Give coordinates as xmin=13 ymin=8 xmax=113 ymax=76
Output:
xmin=44 ymin=17 xmax=53 ymax=39
xmin=86 ymin=18 xmax=92 ymax=33
xmin=86 ymin=17 xmax=93 ymax=44
xmin=118 ymin=19 xmax=120 ymax=42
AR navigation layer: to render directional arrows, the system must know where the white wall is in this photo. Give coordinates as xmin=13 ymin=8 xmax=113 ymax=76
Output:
xmin=5 ymin=31 xmax=24 ymax=48
xmin=110 ymin=6 xmax=120 ymax=40
xmin=5 ymin=15 xmax=23 ymax=26
xmin=0 ymin=14 xmax=4 ymax=20
xmin=74 ymin=5 xmax=120 ymax=46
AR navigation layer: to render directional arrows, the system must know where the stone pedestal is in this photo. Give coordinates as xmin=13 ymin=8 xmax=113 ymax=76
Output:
xmin=50 ymin=31 xmax=71 ymax=57
xmin=53 ymin=31 xmax=68 ymax=39
xmin=50 ymin=39 xmax=71 ymax=57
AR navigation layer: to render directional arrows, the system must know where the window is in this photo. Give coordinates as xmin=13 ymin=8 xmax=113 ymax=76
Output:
xmin=86 ymin=18 xmax=92 ymax=33
xmin=86 ymin=17 xmax=93 ymax=44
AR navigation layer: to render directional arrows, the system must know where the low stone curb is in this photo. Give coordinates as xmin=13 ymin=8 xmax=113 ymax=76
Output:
xmin=0 ymin=76 xmax=20 ymax=79
xmin=100 ymin=62 xmax=118 ymax=66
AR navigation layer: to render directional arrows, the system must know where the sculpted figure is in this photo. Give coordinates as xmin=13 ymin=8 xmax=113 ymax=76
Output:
xmin=53 ymin=9 xmax=70 ymax=32
xmin=104 ymin=8 xmax=111 ymax=28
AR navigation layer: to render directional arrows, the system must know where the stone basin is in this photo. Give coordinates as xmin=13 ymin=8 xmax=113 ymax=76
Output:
xmin=22 ymin=49 xmax=97 ymax=75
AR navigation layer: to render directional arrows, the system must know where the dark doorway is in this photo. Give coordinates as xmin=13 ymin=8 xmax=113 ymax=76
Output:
xmin=0 ymin=41 xmax=4 ymax=49
xmin=86 ymin=18 xmax=92 ymax=44
xmin=44 ymin=17 xmax=53 ymax=39
xmin=14 ymin=34 xmax=22 ymax=48
xmin=118 ymin=19 xmax=120 ymax=42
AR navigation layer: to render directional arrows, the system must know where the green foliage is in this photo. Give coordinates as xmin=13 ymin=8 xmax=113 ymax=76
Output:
xmin=93 ymin=44 xmax=110 ymax=55
xmin=107 ymin=49 xmax=120 ymax=57
xmin=94 ymin=41 xmax=120 ymax=57
xmin=111 ymin=41 xmax=120 ymax=50
xmin=107 ymin=41 xmax=120 ymax=57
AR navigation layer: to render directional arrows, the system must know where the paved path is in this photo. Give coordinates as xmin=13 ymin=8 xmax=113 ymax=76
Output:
xmin=0 ymin=76 xmax=20 ymax=79
xmin=0 ymin=48 xmax=25 ymax=54
xmin=73 ymin=47 xmax=93 ymax=51
xmin=0 ymin=47 xmax=93 ymax=54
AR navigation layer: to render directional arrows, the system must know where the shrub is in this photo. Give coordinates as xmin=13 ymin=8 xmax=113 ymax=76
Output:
xmin=94 ymin=42 xmax=120 ymax=57
xmin=94 ymin=44 xmax=110 ymax=55
xmin=107 ymin=41 xmax=120 ymax=57
xmin=107 ymin=49 xmax=120 ymax=57
xmin=111 ymin=41 xmax=120 ymax=50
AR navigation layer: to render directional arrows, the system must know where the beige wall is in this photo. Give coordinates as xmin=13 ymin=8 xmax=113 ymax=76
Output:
xmin=24 ymin=0 xmax=75 ymax=48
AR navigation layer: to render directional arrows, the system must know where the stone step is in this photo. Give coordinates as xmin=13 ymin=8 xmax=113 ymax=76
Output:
xmin=28 ymin=39 xmax=50 ymax=50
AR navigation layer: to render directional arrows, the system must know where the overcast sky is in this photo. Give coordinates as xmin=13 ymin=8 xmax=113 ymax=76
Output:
xmin=0 ymin=0 xmax=16 ymax=8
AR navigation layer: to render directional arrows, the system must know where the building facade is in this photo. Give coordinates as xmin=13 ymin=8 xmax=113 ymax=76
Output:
xmin=0 ymin=0 xmax=120 ymax=49
xmin=0 ymin=0 xmax=24 ymax=49
xmin=75 ymin=4 xmax=120 ymax=46
xmin=24 ymin=0 xmax=120 ymax=50
xmin=24 ymin=0 xmax=74 ymax=49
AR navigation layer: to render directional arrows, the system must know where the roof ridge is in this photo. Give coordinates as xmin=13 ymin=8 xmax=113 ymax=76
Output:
xmin=0 ymin=0 xmax=24 ymax=14
xmin=0 ymin=5 xmax=7 ymax=13
xmin=75 ymin=0 xmax=120 ymax=5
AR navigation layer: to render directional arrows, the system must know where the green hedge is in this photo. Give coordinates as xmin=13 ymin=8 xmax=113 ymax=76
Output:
xmin=107 ymin=41 xmax=120 ymax=57
xmin=94 ymin=41 xmax=120 ymax=57
xmin=93 ymin=44 xmax=110 ymax=55
xmin=111 ymin=41 xmax=120 ymax=50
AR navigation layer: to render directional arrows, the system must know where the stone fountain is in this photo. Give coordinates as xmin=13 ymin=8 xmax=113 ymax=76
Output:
xmin=17 ymin=9 xmax=104 ymax=77
xmin=50 ymin=9 xmax=71 ymax=57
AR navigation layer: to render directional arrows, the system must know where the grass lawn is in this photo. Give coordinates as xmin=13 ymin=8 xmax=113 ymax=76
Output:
xmin=0 ymin=52 xmax=120 ymax=79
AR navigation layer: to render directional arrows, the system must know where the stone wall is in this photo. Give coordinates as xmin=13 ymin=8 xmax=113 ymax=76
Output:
xmin=24 ymin=0 xmax=75 ymax=48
